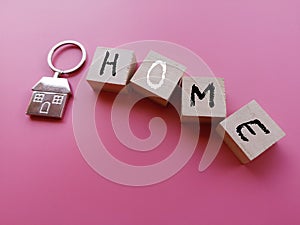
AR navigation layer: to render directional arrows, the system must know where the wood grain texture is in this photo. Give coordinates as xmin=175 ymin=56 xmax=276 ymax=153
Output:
xmin=216 ymin=100 xmax=285 ymax=164
xmin=86 ymin=47 xmax=136 ymax=92
xmin=130 ymin=51 xmax=186 ymax=106
xmin=181 ymin=77 xmax=226 ymax=123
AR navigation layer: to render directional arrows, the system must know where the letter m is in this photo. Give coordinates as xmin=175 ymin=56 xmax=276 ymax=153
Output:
xmin=190 ymin=83 xmax=215 ymax=108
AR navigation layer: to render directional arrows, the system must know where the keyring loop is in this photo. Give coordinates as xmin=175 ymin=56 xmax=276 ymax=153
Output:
xmin=47 ymin=40 xmax=87 ymax=76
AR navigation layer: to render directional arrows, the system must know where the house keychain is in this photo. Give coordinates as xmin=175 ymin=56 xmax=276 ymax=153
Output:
xmin=26 ymin=40 xmax=87 ymax=119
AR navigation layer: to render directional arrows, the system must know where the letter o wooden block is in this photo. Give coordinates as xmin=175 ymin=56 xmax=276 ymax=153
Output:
xmin=216 ymin=100 xmax=285 ymax=164
xmin=86 ymin=47 xmax=136 ymax=92
xmin=130 ymin=51 xmax=186 ymax=106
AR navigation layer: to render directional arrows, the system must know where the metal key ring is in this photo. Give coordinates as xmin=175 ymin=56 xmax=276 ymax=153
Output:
xmin=47 ymin=40 xmax=87 ymax=77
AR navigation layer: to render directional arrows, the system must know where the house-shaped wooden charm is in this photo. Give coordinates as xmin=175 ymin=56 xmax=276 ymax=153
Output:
xmin=26 ymin=77 xmax=71 ymax=119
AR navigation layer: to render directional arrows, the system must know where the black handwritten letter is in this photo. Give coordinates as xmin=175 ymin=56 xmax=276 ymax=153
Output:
xmin=190 ymin=83 xmax=215 ymax=108
xmin=236 ymin=119 xmax=271 ymax=142
xmin=100 ymin=51 xmax=119 ymax=76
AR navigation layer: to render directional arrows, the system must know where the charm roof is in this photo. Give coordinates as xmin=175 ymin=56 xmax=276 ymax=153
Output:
xmin=32 ymin=77 xmax=71 ymax=94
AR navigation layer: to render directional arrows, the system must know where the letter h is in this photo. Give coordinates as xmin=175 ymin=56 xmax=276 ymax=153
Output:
xmin=100 ymin=51 xmax=119 ymax=76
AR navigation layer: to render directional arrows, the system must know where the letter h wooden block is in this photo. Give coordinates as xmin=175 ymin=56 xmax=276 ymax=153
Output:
xmin=86 ymin=47 xmax=136 ymax=92
xmin=216 ymin=100 xmax=285 ymax=164
xmin=181 ymin=77 xmax=226 ymax=123
xmin=130 ymin=51 xmax=186 ymax=106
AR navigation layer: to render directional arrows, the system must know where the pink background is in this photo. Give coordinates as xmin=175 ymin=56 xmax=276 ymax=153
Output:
xmin=1 ymin=0 xmax=300 ymax=224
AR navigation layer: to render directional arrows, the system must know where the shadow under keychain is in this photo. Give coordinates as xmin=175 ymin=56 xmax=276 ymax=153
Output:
xmin=26 ymin=40 xmax=87 ymax=119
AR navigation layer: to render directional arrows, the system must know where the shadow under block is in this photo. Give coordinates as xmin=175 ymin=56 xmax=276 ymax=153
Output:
xmin=216 ymin=100 xmax=285 ymax=164
xmin=130 ymin=50 xmax=186 ymax=106
xmin=86 ymin=47 xmax=136 ymax=92
xmin=181 ymin=77 xmax=226 ymax=123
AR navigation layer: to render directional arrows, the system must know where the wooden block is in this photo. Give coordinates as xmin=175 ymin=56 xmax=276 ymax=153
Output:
xmin=181 ymin=77 xmax=226 ymax=123
xmin=86 ymin=47 xmax=136 ymax=92
xmin=216 ymin=100 xmax=285 ymax=164
xmin=130 ymin=50 xmax=186 ymax=106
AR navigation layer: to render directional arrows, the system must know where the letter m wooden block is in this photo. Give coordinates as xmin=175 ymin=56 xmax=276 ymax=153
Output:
xmin=216 ymin=100 xmax=285 ymax=164
xmin=86 ymin=47 xmax=136 ymax=92
xmin=181 ymin=77 xmax=226 ymax=123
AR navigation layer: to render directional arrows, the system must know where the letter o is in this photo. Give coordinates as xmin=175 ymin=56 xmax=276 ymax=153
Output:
xmin=146 ymin=60 xmax=166 ymax=89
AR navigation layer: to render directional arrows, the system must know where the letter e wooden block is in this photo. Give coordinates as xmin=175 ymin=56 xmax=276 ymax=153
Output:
xmin=216 ymin=100 xmax=285 ymax=164
xmin=86 ymin=47 xmax=136 ymax=92
xmin=130 ymin=51 xmax=186 ymax=106
xmin=181 ymin=77 xmax=226 ymax=123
